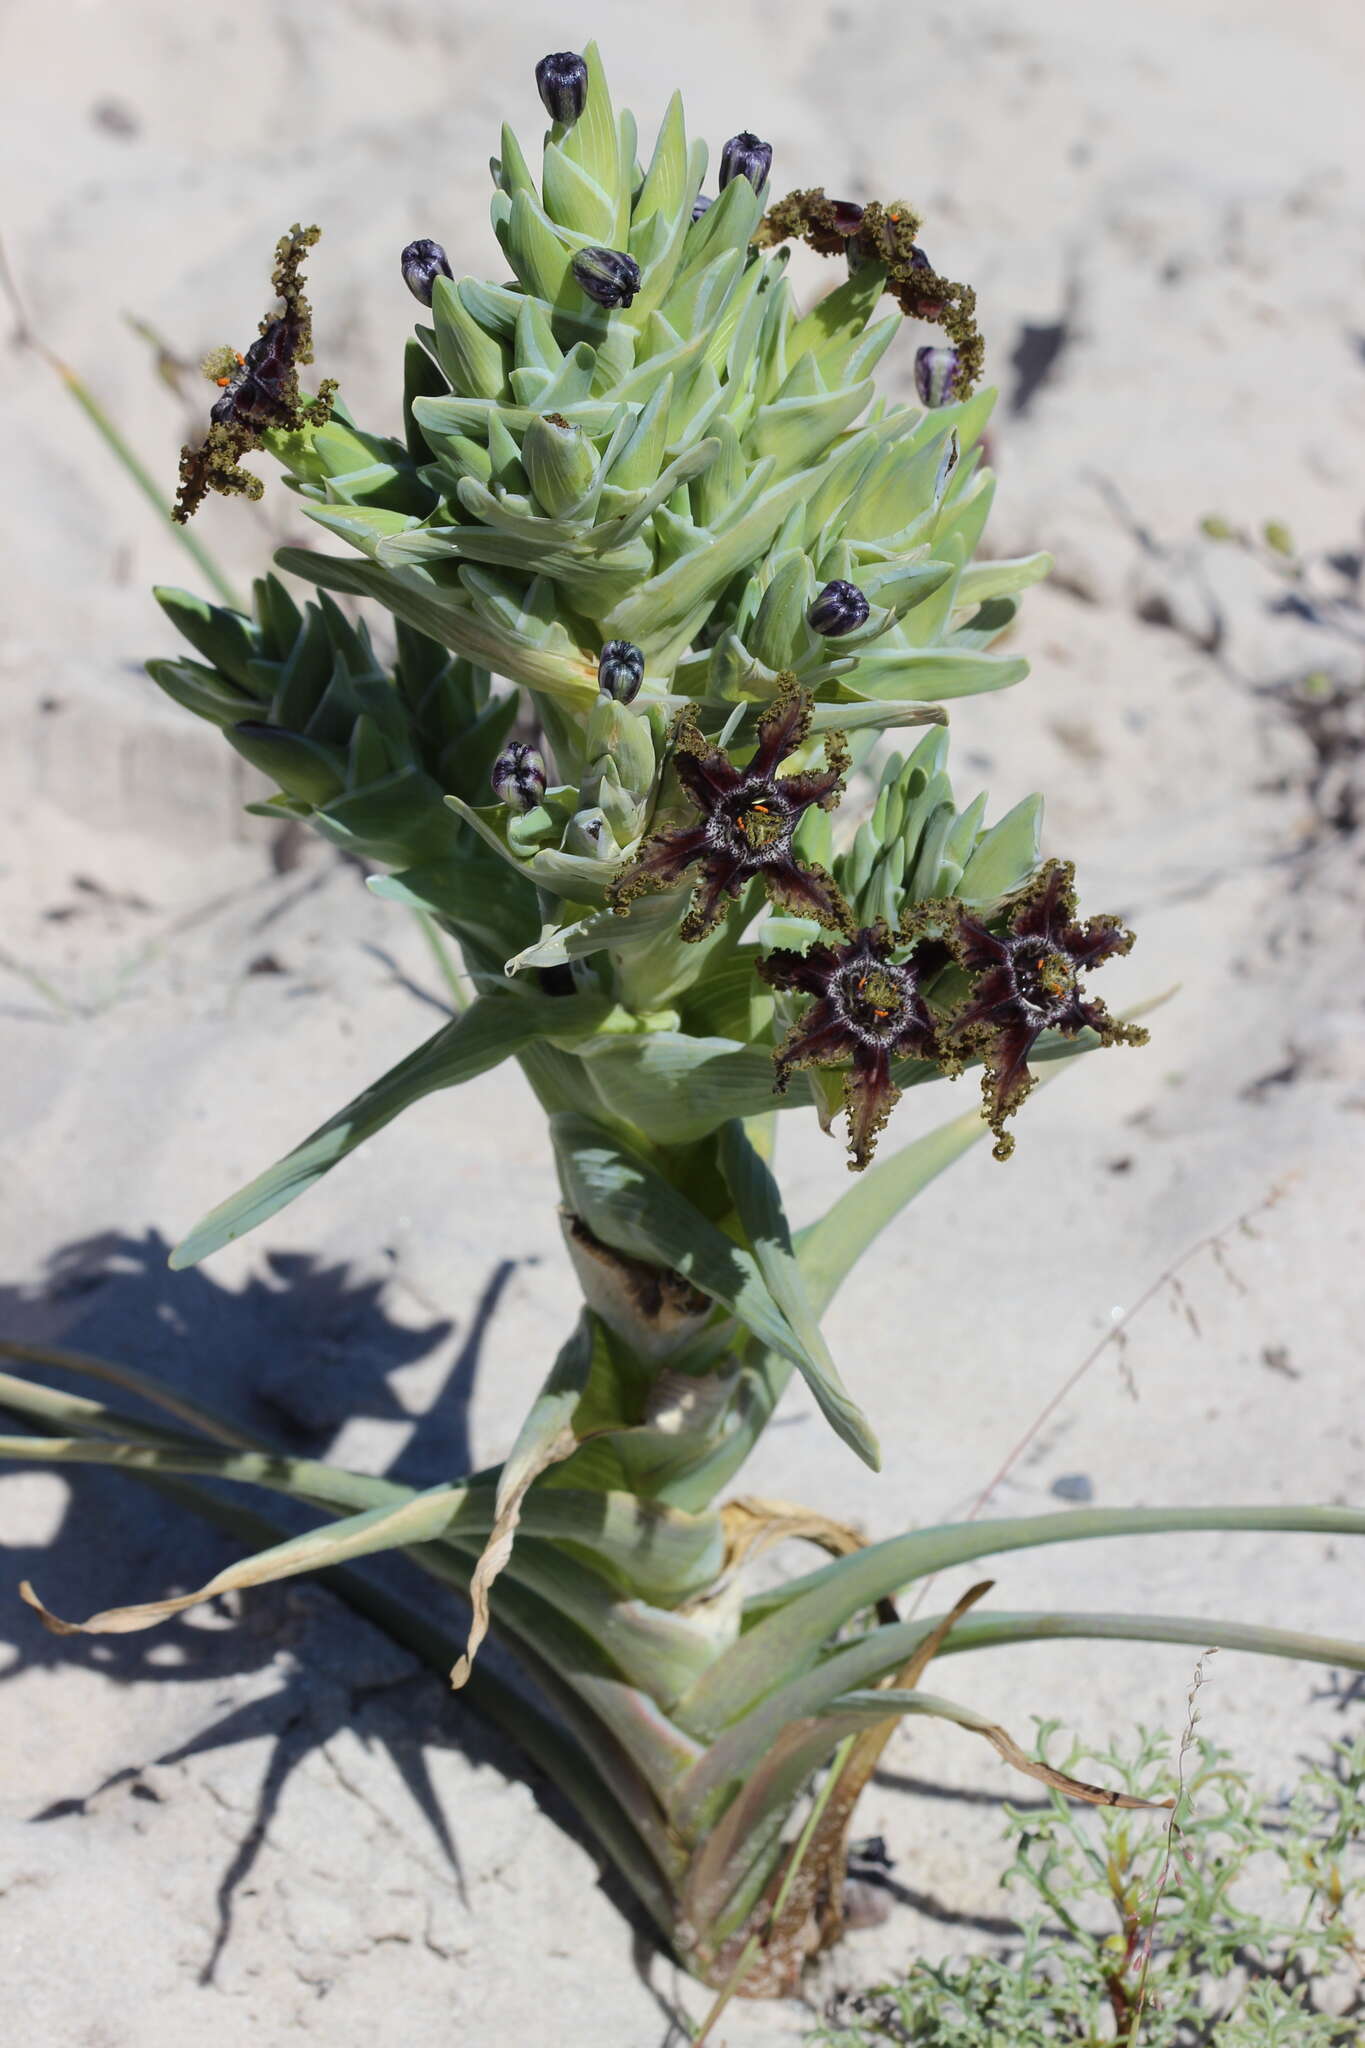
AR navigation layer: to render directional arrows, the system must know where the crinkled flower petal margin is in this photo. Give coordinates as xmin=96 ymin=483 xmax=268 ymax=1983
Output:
xmin=948 ymin=859 xmax=1148 ymax=1159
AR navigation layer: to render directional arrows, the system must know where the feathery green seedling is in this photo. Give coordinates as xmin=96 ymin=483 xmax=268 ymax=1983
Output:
xmin=811 ymin=1720 xmax=1365 ymax=2044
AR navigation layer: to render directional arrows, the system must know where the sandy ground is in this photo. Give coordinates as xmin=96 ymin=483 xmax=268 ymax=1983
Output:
xmin=2 ymin=1 xmax=1364 ymax=2041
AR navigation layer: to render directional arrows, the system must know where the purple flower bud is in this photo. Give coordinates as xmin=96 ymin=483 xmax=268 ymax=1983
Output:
xmin=807 ymin=579 xmax=871 ymax=638
xmin=691 ymin=194 xmax=713 ymax=223
xmin=914 ymin=345 xmax=961 ymax=409
xmin=535 ymin=51 xmax=588 ymax=126
xmin=400 ymin=239 xmax=453 ymax=307
xmin=718 ymin=132 xmax=772 ymax=193
xmin=491 ymin=742 xmax=547 ymax=812
xmin=828 ymin=199 xmax=865 ymax=237
xmin=570 ymin=245 xmax=641 ymax=310
xmin=598 ymin=640 xmax=645 ymax=705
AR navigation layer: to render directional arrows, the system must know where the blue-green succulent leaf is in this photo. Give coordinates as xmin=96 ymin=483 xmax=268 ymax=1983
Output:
xmin=549 ymin=1114 xmax=878 ymax=1469
xmin=718 ymin=1121 xmax=879 ymax=1470
xmin=171 ymin=987 xmax=612 ymax=1269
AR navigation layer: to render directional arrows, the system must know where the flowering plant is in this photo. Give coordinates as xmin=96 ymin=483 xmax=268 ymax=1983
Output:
xmin=5 ymin=45 xmax=1362 ymax=2003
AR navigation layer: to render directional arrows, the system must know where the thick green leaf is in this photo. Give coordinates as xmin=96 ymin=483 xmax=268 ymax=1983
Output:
xmin=718 ymin=1121 xmax=878 ymax=1471
xmin=145 ymin=656 xmax=262 ymax=731
xmin=846 ymin=647 xmax=1030 ymax=702
xmin=550 ymin=1113 xmax=878 ymax=1469
xmin=684 ymin=1504 xmax=1365 ymax=1737
xmin=956 ymin=794 xmax=1044 ymax=904
xmin=154 ymin=586 xmax=262 ymax=691
xmin=274 ymin=547 xmax=598 ymax=706
xmin=674 ymin=1591 xmax=1365 ymax=1822
xmin=365 ymin=859 xmax=536 ymax=959
xmin=601 ymin=466 xmax=820 ymax=653
xmin=0 ymin=1413 xmax=683 ymax=1932
xmin=954 ymin=552 xmax=1054 ymax=605
xmin=444 ymin=792 xmax=620 ymax=901
xmin=574 ymin=1031 xmax=790 ymax=1141
xmin=171 ymin=988 xmax=610 ymax=1268
xmin=934 ymin=1607 xmax=1365 ymax=1672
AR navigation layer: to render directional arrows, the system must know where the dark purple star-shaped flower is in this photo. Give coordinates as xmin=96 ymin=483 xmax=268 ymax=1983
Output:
xmin=608 ymin=680 xmax=850 ymax=941
xmin=949 ymin=860 xmax=1147 ymax=1159
xmin=759 ymin=919 xmax=950 ymax=1169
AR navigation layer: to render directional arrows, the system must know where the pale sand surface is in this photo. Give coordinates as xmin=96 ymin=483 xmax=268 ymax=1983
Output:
xmin=1 ymin=2 xmax=1363 ymax=2041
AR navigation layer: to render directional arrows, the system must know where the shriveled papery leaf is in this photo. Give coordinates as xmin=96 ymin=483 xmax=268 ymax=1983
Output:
xmin=827 ymin=1688 xmax=1171 ymax=1807
xmin=18 ymin=1483 xmax=494 ymax=1637
xmin=687 ymin=1680 xmax=1167 ymax=1954
xmin=450 ymin=1314 xmax=593 ymax=1689
xmin=762 ymin=1583 xmax=996 ymax=1954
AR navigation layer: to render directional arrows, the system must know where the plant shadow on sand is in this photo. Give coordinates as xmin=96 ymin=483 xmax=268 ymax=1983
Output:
xmin=0 ymin=1228 xmax=665 ymax=1990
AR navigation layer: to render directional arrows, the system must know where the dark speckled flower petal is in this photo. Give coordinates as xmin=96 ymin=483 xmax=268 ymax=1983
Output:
xmin=760 ymin=921 xmax=946 ymax=1168
xmin=749 ymin=687 xmax=812 ymax=778
xmin=770 ymin=996 xmax=849 ymax=1080
xmin=778 ymin=761 xmax=847 ymax=812
xmin=1009 ymin=861 xmax=1074 ymax=940
xmin=760 ymin=941 xmax=843 ymax=1002
xmin=844 ymin=1045 xmax=898 ymax=1172
xmin=1059 ymin=916 xmax=1133 ymax=968
xmin=673 ymin=737 xmax=743 ymax=808
xmin=607 ymin=677 xmax=851 ymax=941
xmin=620 ymin=825 xmax=710 ymax=888
xmin=764 ymin=859 xmax=850 ymax=930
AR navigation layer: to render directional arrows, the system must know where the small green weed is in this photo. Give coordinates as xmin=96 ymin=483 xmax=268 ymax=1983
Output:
xmin=812 ymin=1723 xmax=1364 ymax=2046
